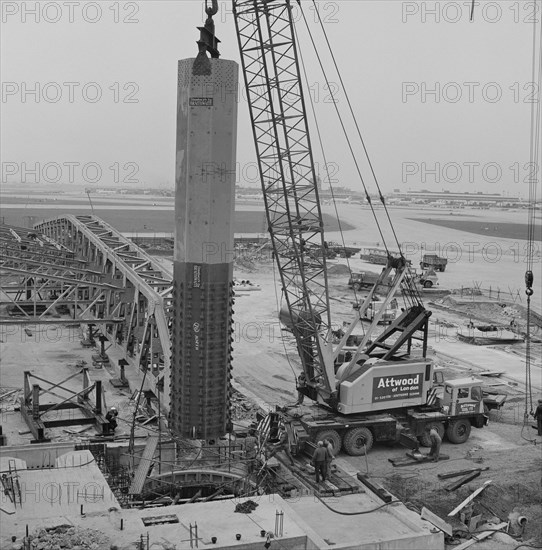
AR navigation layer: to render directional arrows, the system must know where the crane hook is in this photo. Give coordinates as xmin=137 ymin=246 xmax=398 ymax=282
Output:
xmin=206 ymin=0 xmax=219 ymax=17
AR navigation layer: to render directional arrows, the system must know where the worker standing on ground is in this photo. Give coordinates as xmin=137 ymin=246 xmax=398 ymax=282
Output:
xmin=266 ymin=423 xmax=295 ymax=466
xmin=105 ymin=406 xmax=118 ymax=433
xmin=244 ymin=429 xmax=258 ymax=473
xmin=427 ymin=428 xmax=442 ymax=462
xmin=324 ymin=439 xmax=334 ymax=478
xmin=533 ymin=399 xmax=542 ymax=436
xmin=312 ymin=441 xmax=328 ymax=484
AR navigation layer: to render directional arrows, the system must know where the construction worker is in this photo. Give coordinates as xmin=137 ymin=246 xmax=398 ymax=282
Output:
xmin=427 ymin=428 xmax=442 ymax=462
xmin=323 ymin=439 xmax=335 ymax=479
xmin=312 ymin=441 xmax=328 ymax=483
xmin=533 ymin=399 xmax=542 ymax=436
xmin=244 ymin=429 xmax=258 ymax=473
xmin=295 ymin=372 xmax=306 ymax=405
xmin=105 ymin=406 xmax=118 ymax=433
xmin=266 ymin=423 xmax=295 ymax=466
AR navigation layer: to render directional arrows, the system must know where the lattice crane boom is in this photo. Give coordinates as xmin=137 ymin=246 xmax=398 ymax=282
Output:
xmin=233 ymin=0 xmax=335 ymax=399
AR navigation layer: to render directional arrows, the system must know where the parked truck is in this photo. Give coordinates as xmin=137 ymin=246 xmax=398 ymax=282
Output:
xmin=348 ymin=270 xmax=393 ymax=290
xmin=326 ymin=241 xmax=361 ymax=258
xmin=421 ymin=253 xmax=448 ymax=272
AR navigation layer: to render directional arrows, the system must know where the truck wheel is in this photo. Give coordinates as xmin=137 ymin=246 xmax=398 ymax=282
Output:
xmin=343 ymin=427 xmax=373 ymax=456
xmin=315 ymin=429 xmax=342 ymax=455
xmin=354 ymin=283 xmax=362 ymax=291
xmin=418 ymin=422 xmax=445 ymax=447
xmin=423 ymin=280 xmax=433 ymax=288
xmin=446 ymin=419 xmax=471 ymax=444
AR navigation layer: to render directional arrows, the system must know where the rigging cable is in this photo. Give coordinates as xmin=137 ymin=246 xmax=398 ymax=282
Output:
xmin=298 ymin=5 xmax=390 ymax=257
xmin=523 ymin=0 xmax=542 ymax=438
xmin=309 ymin=0 xmax=404 ymax=258
xmin=293 ymin=19 xmax=363 ymax=310
xmin=301 ymin=1 xmax=423 ymax=306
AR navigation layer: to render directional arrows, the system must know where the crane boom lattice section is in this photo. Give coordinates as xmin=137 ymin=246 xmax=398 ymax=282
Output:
xmin=233 ymin=0 xmax=333 ymax=394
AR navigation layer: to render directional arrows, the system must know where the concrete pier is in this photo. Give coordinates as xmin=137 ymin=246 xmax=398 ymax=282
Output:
xmin=170 ymin=57 xmax=239 ymax=441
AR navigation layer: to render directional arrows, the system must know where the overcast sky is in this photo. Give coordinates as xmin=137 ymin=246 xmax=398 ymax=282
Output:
xmin=1 ymin=1 xmax=540 ymax=196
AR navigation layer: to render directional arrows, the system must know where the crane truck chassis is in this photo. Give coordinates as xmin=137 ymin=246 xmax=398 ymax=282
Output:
xmin=261 ymin=367 xmax=489 ymax=457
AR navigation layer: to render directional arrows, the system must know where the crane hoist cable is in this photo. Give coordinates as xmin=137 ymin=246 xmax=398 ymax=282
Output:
xmin=523 ymin=3 xmax=541 ymax=435
xmin=308 ymin=0 xmax=404 ymax=260
xmin=293 ymin=20 xmax=363 ymax=305
xmin=298 ymin=5 xmax=390 ymax=259
xmin=300 ymin=1 xmax=423 ymax=306
xmin=308 ymin=0 xmax=426 ymax=309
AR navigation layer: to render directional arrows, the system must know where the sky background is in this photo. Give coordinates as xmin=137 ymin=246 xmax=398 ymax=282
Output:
xmin=1 ymin=0 xmax=540 ymax=197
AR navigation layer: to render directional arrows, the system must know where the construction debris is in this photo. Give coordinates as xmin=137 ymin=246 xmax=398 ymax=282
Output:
xmin=420 ymin=507 xmax=453 ymax=536
xmin=437 ymin=467 xmax=489 ymax=480
xmin=230 ymin=389 xmax=259 ymax=422
xmin=27 ymin=525 xmax=110 ymax=550
xmin=448 ymin=480 xmax=493 ymax=517
xmin=453 ymin=522 xmax=508 ymax=550
xmin=444 ymin=471 xmax=482 ymax=492
xmin=234 ymin=499 xmax=259 ymax=514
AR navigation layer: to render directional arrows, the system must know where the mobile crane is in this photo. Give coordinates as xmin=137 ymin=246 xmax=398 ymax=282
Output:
xmin=232 ymin=0 xmax=488 ymax=455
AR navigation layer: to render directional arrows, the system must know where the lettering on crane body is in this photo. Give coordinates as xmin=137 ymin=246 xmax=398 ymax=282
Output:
xmin=372 ymin=373 xmax=423 ymax=402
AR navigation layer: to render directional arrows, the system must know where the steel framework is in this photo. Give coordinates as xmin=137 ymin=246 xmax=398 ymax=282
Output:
xmin=233 ymin=0 xmax=333 ymax=399
xmin=0 ymin=217 xmax=173 ymax=405
xmin=20 ymin=368 xmax=108 ymax=442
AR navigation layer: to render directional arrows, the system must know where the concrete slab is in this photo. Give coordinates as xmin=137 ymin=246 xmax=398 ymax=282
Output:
xmin=0 ymin=450 xmax=120 ymax=546
xmin=287 ymin=493 xmax=443 ymax=550
xmin=0 ymin=320 xmax=151 ymax=446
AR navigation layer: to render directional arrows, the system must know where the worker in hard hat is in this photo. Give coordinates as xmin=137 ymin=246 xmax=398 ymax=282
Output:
xmin=105 ymin=406 xmax=119 ymax=433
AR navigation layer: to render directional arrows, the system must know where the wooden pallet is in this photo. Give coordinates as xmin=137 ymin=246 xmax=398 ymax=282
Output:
xmin=288 ymin=460 xmax=363 ymax=496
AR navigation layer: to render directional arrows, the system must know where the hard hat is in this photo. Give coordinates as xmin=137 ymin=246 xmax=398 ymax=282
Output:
xmin=110 ymin=407 xmax=117 ymax=411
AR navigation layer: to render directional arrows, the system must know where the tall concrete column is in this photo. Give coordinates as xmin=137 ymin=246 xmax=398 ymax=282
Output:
xmin=170 ymin=57 xmax=238 ymax=441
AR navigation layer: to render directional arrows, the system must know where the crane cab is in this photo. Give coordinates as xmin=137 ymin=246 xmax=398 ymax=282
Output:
xmin=439 ymin=377 xmax=485 ymax=418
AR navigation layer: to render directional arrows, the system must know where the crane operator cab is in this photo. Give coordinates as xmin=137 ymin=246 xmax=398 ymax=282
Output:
xmin=439 ymin=377 xmax=487 ymax=426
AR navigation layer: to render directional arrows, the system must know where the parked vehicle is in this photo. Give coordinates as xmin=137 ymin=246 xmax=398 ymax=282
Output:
xmin=421 ymin=253 xmax=448 ymax=272
xmin=326 ymin=241 xmax=361 ymax=258
xmin=348 ymin=270 xmax=392 ymax=290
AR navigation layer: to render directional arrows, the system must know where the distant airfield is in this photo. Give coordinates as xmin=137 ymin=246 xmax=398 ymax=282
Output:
xmin=410 ymin=218 xmax=541 ymax=241
xmin=0 ymin=204 xmax=353 ymax=234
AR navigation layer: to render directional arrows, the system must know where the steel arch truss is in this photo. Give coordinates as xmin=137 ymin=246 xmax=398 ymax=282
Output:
xmin=233 ymin=0 xmax=333 ymax=397
xmin=1 ymin=216 xmax=173 ymax=403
